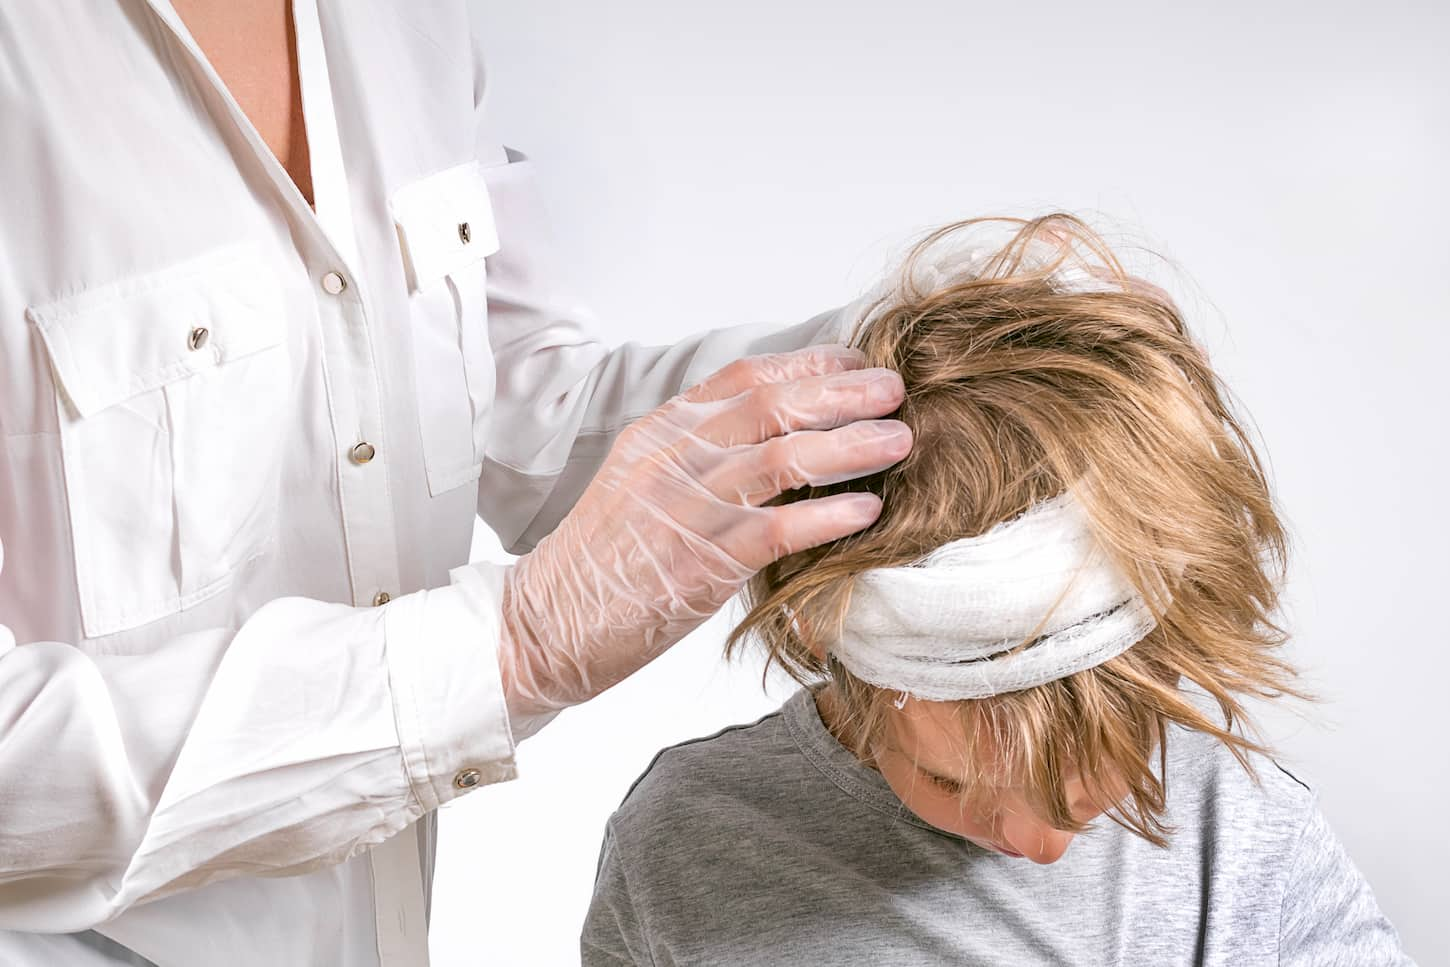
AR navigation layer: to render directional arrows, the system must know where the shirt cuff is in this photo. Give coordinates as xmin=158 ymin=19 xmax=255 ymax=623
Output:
xmin=383 ymin=561 xmax=519 ymax=813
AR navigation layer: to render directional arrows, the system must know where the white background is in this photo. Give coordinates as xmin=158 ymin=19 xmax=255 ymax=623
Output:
xmin=433 ymin=2 xmax=1449 ymax=964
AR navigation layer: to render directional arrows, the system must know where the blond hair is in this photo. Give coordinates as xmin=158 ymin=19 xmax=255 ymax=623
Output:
xmin=726 ymin=214 xmax=1304 ymax=846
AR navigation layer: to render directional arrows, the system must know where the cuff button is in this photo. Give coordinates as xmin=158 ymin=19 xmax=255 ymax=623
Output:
xmin=453 ymin=768 xmax=482 ymax=790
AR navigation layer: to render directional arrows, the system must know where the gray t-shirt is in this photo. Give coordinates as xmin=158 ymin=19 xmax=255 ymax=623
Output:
xmin=582 ymin=689 xmax=1411 ymax=966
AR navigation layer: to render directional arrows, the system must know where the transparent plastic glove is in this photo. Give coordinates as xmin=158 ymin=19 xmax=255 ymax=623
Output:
xmin=498 ymin=345 xmax=913 ymax=729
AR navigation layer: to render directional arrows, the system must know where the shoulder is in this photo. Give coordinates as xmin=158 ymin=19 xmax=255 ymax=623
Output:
xmin=607 ymin=699 xmax=804 ymax=849
xmin=1162 ymin=724 xmax=1318 ymax=848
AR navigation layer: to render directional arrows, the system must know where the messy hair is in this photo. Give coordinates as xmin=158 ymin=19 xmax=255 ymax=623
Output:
xmin=725 ymin=214 xmax=1305 ymax=847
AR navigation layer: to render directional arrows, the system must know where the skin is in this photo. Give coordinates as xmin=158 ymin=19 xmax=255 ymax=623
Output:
xmin=817 ymin=688 xmax=1125 ymax=864
xmin=171 ymin=0 xmax=314 ymax=206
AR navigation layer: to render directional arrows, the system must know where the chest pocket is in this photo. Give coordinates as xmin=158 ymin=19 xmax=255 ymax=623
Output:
xmin=390 ymin=161 xmax=501 ymax=497
xmin=28 ymin=244 xmax=288 ymax=639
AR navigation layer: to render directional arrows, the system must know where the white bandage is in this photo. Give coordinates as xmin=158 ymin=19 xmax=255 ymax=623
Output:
xmin=829 ymin=490 xmax=1159 ymax=701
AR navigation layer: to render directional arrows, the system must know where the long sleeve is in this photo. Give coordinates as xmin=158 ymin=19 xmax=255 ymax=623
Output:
xmin=0 ymin=543 xmax=516 ymax=934
xmin=473 ymin=152 xmax=865 ymax=555
xmin=1278 ymin=803 xmax=1415 ymax=966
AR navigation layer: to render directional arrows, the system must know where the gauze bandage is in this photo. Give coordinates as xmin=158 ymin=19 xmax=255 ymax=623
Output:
xmin=829 ymin=490 xmax=1159 ymax=701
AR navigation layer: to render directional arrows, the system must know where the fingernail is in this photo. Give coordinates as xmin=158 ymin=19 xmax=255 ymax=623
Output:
xmin=864 ymin=419 xmax=910 ymax=438
xmin=865 ymin=420 xmax=913 ymax=453
xmin=832 ymin=368 xmax=899 ymax=390
xmin=841 ymin=493 xmax=883 ymax=524
xmin=810 ymin=345 xmax=866 ymax=367
xmin=865 ymin=370 xmax=905 ymax=405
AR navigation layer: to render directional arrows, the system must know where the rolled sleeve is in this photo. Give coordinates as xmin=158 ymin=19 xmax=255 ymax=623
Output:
xmin=383 ymin=561 xmax=519 ymax=813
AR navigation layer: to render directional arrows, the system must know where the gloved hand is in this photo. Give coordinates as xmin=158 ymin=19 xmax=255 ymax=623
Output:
xmin=498 ymin=345 xmax=912 ymax=729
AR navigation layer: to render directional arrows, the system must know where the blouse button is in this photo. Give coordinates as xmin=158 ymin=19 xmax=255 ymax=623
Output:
xmin=321 ymin=271 xmax=347 ymax=295
xmin=350 ymin=442 xmax=376 ymax=464
xmin=188 ymin=326 xmax=210 ymax=351
xmin=457 ymin=221 xmax=471 ymax=244
xmin=372 ymin=591 xmax=391 ymax=607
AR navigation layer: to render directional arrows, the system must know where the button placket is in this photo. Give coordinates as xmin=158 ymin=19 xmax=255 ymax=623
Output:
xmin=308 ymin=257 xmax=400 ymax=614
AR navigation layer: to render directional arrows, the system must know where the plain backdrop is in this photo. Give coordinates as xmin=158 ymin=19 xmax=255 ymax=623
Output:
xmin=432 ymin=2 xmax=1449 ymax=964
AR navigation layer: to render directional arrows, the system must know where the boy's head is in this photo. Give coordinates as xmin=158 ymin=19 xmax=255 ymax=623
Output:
xmin=728 ymin=214 xmax=1300 ymax=861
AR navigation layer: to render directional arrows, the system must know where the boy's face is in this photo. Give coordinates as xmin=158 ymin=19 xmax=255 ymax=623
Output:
xmin=871 ymin=697 xmax=1120 ymax=864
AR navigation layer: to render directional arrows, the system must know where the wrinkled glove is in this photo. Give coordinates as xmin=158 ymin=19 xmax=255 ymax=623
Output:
xmin=498 ymin=345 xmax=912 ymax=731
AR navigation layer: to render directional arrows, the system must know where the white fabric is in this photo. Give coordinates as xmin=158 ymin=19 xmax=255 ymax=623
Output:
xmin=0 ymin=2 xmax=858 ymax=964
xmin=830 ymin=491 xmax=1159 ymax=701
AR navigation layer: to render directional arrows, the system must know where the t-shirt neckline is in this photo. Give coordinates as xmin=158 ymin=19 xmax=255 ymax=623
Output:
xmin=781 ymin=687 xmax=960 ymax=838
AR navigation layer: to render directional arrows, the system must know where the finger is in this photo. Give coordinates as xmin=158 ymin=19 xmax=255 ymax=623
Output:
xmin=735 ymin=492 xmax=885 ymax=569
xmin=692 ymin=366 xmax=906 ymax=448
xmin=712 ymin=420 xmax=914 ymax=506
xmin=680 ymin=344 xmax=866 ymax=404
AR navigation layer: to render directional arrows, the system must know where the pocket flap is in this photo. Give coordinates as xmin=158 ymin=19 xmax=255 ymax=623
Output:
xmin=27 ymin=244 xmax=285 ymax=419
xmin=390 ymin=161 xmax=502 ymax=292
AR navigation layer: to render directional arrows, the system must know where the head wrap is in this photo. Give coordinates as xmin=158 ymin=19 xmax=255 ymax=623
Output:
xmin=828 ymin=490 xmax=1160 ymax=701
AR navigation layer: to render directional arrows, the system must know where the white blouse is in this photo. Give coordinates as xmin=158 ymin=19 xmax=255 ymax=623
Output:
xmin=0 ymin=1 xmax=850 ymax=963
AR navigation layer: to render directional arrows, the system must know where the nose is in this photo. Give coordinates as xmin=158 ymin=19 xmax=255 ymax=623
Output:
xmin=1000 ymin=814 xmax=1076 ymax=865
